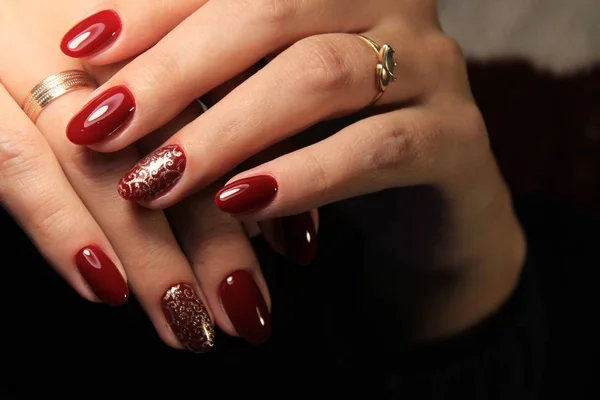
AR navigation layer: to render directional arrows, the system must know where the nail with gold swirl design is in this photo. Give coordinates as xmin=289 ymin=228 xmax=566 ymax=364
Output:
xmin=162 ymin=283 xmax=215 ymax=353
xmin=118 ymin=144 xmax=186 ymax=201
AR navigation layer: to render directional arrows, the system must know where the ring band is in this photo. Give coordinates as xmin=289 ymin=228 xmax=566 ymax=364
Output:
xmin=358 ymin=35 xmax=397 ymax=105
xmin=22 ymin=70 xmax=96 ymax=123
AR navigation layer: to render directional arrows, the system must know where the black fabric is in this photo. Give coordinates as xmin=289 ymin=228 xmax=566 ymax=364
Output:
xmin=1 ymin=195 xmax=597 ymax=398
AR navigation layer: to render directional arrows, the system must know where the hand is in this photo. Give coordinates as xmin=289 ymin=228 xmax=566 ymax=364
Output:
xmin=0 ymin=0 xmax=280 ymax=351
xmin=56 ymin=1 xmax=482 ymax=217
xmin=60 ymin=0 xmax=526 ymax=339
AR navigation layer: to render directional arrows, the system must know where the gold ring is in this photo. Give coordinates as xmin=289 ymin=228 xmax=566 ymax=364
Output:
xmin=22 ymin=70 xmax=96 ymax=123
xmin=358 ymin=35 xmax=397 ymax=105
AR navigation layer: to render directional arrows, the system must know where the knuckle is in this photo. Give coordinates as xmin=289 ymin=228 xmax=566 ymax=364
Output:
xmin=30 ymin=199 xmax=73 ymax=246
xmin=452 ymin=102 xmax=489 ymax=146
xmin=241 ymin=0 xmax=298 ymax=25
xmin=430 ymin=34 xmax=466 ymax=72
xmin=0 ymin=133 xmax=27 ymax=172
xmin=121 ymin=239 xmax=174 ymax=275
xmin=365 ymin=119 xmax=417 ymax=172
xmin=0 ymin=125 xmax=43 ymax=179
xmin=404 ymin=0 xmax=438 ymax=19
xmin=436 ymin=102 xmax=492 ymax=175
xmin=295 ymin=36 xmax=354 ymax=94
xmin=305 ymin=151 xmax=331 ymax=197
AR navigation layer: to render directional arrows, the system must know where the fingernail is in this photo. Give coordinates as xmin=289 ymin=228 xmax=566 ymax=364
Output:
xmin=215 ymin=175 xmax=278 ymax=214
xmin=66 ymin=86 xmax=136 ymax=145
xmin=61 ymin=10 xmax=122 ymax=58
xmin=219 ymin=270 xmax=271 ymax=344
xmin=118 ymin=144 xmax=186 ymax=201
xmin=276 ymin=212 xmax=318 ymax=265
xmin=162 ymin=283 xmax=215 ymax=353
xmin=75 ymin=245 xmax=129 ymax=306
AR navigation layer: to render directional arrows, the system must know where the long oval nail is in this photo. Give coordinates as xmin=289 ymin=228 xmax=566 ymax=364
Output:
xmin=67 ymin=86 xmax=136 ymax=145
xmin=219 ymin=270 xmax=271 ymax=344
xmin=118 ymin=144 xmax=186 ymax=201
xmin=75 ymin=245 xmax=129 ymax=306
xmin=61 ymin=10 xmax=122 ymax=58
xmin=162 ymin=283 xmax=215 ymax=353
xmin=277 ymin=212 xmax=318 ymax=265
xmin=216 ymin=175 xmax=278 ymax=214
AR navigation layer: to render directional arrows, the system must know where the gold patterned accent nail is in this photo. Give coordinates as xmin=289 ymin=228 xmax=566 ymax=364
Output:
xmin=118 ymin=144 xmax=186 ymax=201
xmin=162 ymin=283 xmax=215 ymax=353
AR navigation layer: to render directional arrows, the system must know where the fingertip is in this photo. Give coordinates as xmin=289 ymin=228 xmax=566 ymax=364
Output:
xmin=218 ymin=270 xmax=272 ymax=345
xmin=74 ymin=245 xmax=130 ymax=307
xmin=60 ymin=9 xmax=122 ymax=59
xmin=65 ymin=85 xmax=136 ymax=147
xmin=259 ymin=211 xmax=319 ymax=266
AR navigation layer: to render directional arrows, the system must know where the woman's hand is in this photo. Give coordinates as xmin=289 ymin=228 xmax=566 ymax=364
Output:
xmin=0 ymin=0 xmax=277 ymax=351
xmin=55 ymin=1 xmax=484 ymax=219
xmin=60 ymin=0 xmax=526 ymax=339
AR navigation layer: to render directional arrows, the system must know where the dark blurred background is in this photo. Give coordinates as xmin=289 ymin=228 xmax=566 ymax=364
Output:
xmin=440 ymin=0 xmax=600 ymax=216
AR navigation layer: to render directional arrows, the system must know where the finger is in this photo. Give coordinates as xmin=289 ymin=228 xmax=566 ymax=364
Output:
xmin=168 ymin=185 xmax=272 ymax=344
xmin=204 ymin=65 xmax=321 ymax=265
xmin=60 ymin=0 xmax=208 ymax=63
xmin=244 ymin=140 xmax=321 ymax=265
xmin=143 ymin=100 xmax=271 ymax=343
xmin=64 ymin=0 xmax=382 ymax=149
xmin=0 ymin=84 xmax=129 ymax=306
xmin=1 ymin=21 xmax=214 ymax=353
xmin=115 ymin=31 xmax=413 ymax=208
xmin=215 ymin=107 xmax=440 ymax=219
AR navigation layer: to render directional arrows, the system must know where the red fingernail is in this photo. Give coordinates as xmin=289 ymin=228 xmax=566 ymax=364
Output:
xmin=118 ymin=144 xmax=186 ymax=201
xmin=277 ymin=212 xmax=318 ymax=265
xmin=215 ymin=175 xmax=278 ymax=214
xmin=61 ymin=10 xmax=122 ymax=58
xmin=162 ymin=283 xmax=215 ymax=353
xmin=219 ymin=270 xmax=271 ymax=344
xmin=66 ymin=86 xmax=135 ymax=145
xmin=75 ymin=245 xmax=129 ymax=306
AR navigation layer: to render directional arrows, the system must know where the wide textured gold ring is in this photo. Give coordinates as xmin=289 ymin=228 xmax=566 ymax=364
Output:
xmin=22 ymin=70 xmax=96 ymax=123
xmin=358 ymin=35 xmax=397 ymax=106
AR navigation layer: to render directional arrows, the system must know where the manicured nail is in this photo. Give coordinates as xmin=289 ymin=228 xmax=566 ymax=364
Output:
xmin=276 ymin=212 xmax=318 ymax=265
xmin=215 ymin=175 xmax=278 ymax=214
xmin=61 ymin=10 xmax=122 ymax=58
xmin=67 ymin=86 xmax=135 ymax=145
xmin=219 ymin=270 xmax=271 ymax=344
xmin=75 ymin=245 xmax=129 ymax=306
xmin=162 ymin=283 xmax=215 ymax=353
xmin=118 ymin=144 xmax=186 ymax=201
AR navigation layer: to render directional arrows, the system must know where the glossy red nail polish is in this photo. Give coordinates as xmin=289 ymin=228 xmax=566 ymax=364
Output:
xmin=118 ymin=144 xmax=186 ymax=201
xmin=61 ymin=10 xmax=122 ymax=58
xmin=277 ymin=212 xmax=318 ymax=265
xmin=162 ymin=283 xmax=215 ymax=353
xmin=219 ymin=270 xmax=271 ymax=344
xmin=215 ymin=175 xmax=278 ymax=214
xmin=75 ymin=245 xmax=129 ymax=306
xmin=66 ymin=86 xmax=135 ymax=145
